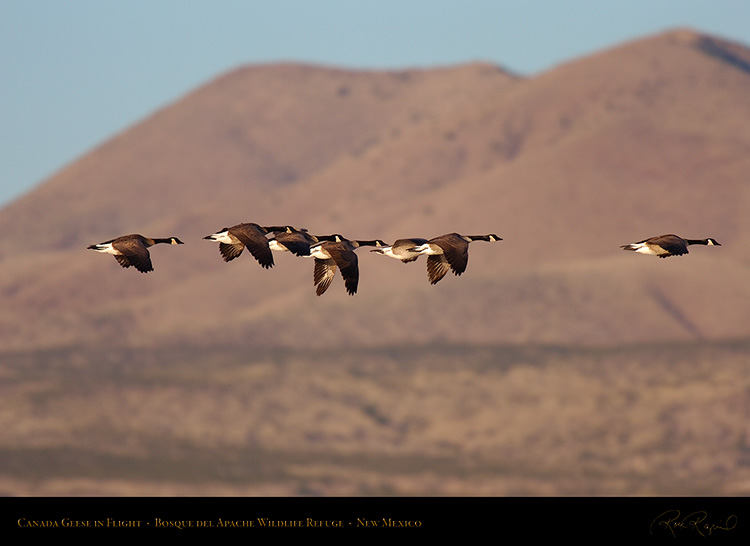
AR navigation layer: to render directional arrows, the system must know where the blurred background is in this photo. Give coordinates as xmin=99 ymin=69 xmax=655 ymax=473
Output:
xmin=1 ymin=1 xmax=749 ymax=496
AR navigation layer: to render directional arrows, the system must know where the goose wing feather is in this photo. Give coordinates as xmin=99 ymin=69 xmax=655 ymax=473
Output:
xmin=313 ymin=258 xmax=337 ymax=296
xmin=331 ymin=248 xmax=359 ymax=295
xmin=426 ymin=255 xmax=451 ymax=284
xmin=232 ymin=224 xmax=274 ymax=268
xmin=113 ymin=237 xmax=153 ymax=273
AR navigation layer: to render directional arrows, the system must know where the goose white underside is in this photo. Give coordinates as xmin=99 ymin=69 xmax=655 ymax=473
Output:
xmin=205 ymin=232 xmax=235 ymax=244
xmin=410 ymin=243 xmax=440 ymax=255
xmin=308 ymin=247 xmax=331 ymax=260
xmin=628 ymin=243 xmax=661 ymax=255
xmin=90 ymin=243 xmax=122 ymax=255
xmin=268 ymin=240 xmax=288 ymax=252
xmin=376 ymin=247 xmax=418 ymax=260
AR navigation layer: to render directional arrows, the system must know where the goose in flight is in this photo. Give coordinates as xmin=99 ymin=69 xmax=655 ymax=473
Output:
xmin=620 ymin=234 xmax=721 ymax=258
xmin=371 ymin=237 xmax=429 ymax=263
xmin=87 ymin=234 xmax=184 ymax=273
xmin=409 ymin=233 xmax=502 ymax=284
xmin=308 ymin=235 xmax=386 ymax=295
xmin=267 ymin=226 xmax=337 ymax=257
xmin=203 ymin=223 xmax=278 ymax=268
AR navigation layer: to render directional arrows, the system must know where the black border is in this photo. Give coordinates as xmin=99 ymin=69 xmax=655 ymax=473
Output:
xmin=3 ymin=496 xmax=748 ymax=540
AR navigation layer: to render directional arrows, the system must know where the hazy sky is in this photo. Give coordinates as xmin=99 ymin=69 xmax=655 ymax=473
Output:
xmin=2 ymin=0 xmax=749 ymax=206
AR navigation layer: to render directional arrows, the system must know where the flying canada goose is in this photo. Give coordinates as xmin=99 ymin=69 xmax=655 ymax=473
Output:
xmin=408 ymin=233 xmax=502 ymax=284
xmin=87 ymin=234 xmax=184 ymax=273
xmin=370 ymin=238 xmax=429 ymax=263
xmin=203 ymin=223 xmax=278 ymax=268
xmin=620 ymin=234 xmax=721 ymax=258
xmin=266 ymin=226 xmax=338 ymax=257
xmin=308 ymin=235 xmax=386 ymax=296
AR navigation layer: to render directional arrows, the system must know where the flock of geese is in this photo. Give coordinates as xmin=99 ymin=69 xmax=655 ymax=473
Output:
xmin=87 ymin=225 xmax=721 ymax=296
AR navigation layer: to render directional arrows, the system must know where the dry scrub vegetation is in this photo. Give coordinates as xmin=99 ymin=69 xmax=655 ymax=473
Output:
xmin=1 ymin=339 xmax=749 ymax=496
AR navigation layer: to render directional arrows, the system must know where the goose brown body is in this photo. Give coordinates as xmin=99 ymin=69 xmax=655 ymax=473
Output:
xmin=371 ymin=238 xmax=429 ymax=263
xmin=309 ymin=236 xmax=386 ymax=296
xmin=203 ymin=223 xmax=277 ymax=268
xmin=267 ymin=227 xmax=338 ymax=257
xmin=87 ymin=234 xmax=184 ymax=273
xmin=620 ymin=234 xmax=721 ymax=258
xmin=409 ymin=233 xmax=501 ymax=284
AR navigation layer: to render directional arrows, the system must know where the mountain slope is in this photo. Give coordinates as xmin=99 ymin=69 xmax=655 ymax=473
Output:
xmin=1 ymin=29 xmax=749 ymax=352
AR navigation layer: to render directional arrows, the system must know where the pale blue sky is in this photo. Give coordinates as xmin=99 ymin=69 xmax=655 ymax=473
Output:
xmin=2 ymin=0 xmax=749 ymax=206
